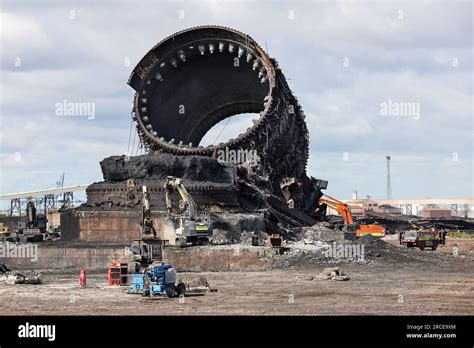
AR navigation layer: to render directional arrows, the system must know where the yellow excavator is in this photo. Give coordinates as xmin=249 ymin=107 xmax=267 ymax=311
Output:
xmin=319 ymin=194 xmax=385 ymax=240
xmin=0 ymin=224 xmax=10 ymax=241
xmin=164 ymin=176 xmax=213 ymax=247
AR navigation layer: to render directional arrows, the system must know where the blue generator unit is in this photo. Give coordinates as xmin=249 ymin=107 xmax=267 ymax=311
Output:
xmin=128 ymin=264 xmax=186 ymax=298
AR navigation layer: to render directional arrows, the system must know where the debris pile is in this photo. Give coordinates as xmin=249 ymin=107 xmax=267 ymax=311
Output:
xmin=353 ymin=234 xmax=410 ymax=263
xmin=273 ymin=241 xmax=330 ymax=268
xmin=0 ymin=264 xmax=42 ymax=285
xmin=210 ymin=213 xmax=267 ymax=245
xmin=293 ymin=222 xmax=345 ymax=243
xmin=269 ymin=222 xmax=444 ymax=268
xmin=181 ymin=275 xmax=218 ymax=293
xmin=318 ymin=267 xmax=350 ymax=281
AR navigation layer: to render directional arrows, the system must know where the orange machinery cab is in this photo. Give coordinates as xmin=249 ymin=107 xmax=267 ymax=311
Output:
xmin=356 ymin=224 xmax=385 ymax=238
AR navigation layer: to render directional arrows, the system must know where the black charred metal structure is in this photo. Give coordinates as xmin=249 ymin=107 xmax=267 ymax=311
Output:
xmin=63 ymin=26 xmax=327 ymax=243
xmin=128 ymin=25 xmax=309 ymax=184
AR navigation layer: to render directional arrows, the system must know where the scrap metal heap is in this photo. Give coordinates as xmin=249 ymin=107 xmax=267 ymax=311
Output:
xmin=0 ymin=264 xmax=42 ymax=285
xmin=78 ymin=26 xmax=327 ymax=239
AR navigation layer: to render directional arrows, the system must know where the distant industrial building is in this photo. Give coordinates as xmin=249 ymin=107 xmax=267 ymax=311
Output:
xmin=326 ymin=199 xmax=402 ymax=218
xmin=421 ymin=208 xmax=451 ymax=218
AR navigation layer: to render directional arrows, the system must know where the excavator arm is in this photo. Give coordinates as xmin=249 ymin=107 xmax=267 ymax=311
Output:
xmin=319 ymin=193 xmax=385 ymax=239
xmin=319 ymin=194 xmax=354 ymax=225
xmin=140 ymin=185 xmax=156 ymax=239
xmin=164 ymin=177 xmax=197 ymax=219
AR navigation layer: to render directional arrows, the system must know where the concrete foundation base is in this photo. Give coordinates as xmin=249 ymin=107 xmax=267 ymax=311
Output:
xmin=0 ymin=243 xmax=275 ymax=272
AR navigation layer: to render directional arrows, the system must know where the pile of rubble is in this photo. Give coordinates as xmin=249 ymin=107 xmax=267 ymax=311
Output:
xmin=291 ymin=222 xmax=345 ymax=243
xmin=0 ymin=264 xmax=42 ymax=285
xmin=272 ymin=223 xmax=431 ymax=268
xmin=210 ymin=213 xmax=267 ymax=245
xmin=203 ymin=221 xmax=414 ymax=268
xmin=317 ymin=267 xmax=350 ymax=281
xmin=352 ymin=234 xmax=421 ymax=263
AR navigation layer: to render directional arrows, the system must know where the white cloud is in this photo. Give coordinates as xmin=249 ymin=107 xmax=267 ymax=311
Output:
xmin=0 ymin=12 xmax=50 ymax=46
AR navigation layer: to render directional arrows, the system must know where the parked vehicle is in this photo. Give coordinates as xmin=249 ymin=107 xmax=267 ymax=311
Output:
xmin=399 ymin=229 xmax=446 ymax=250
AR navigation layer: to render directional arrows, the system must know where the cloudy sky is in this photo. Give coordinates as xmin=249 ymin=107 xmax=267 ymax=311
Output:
xmin=0 ymin=0 xmax=472 ymax=208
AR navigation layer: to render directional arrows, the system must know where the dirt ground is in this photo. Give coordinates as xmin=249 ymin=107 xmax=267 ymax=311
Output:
xmin=0 ymin=238 xmax=472 ymax=315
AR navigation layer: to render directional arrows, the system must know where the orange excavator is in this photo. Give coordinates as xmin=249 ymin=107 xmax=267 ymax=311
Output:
xmin=319 ymin=194 xmax=385 ymax=240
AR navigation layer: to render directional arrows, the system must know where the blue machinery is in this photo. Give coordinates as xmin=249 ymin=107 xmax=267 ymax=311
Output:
xmin=128 ymin=264 xmax=186 ymax=298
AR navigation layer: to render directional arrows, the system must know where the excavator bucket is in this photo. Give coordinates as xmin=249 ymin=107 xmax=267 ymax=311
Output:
xmin=343 ymin=225 xmax=357 ymax=241
xmin=268 ymin=234 xmax=283 ymax=247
